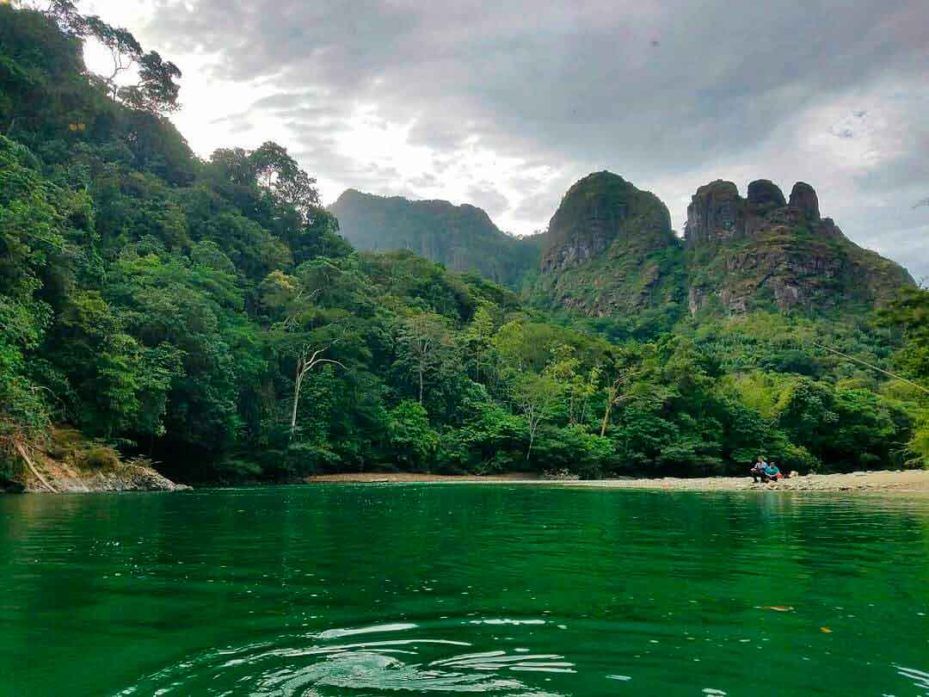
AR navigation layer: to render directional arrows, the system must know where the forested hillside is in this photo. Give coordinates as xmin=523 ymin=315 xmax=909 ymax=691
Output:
xmin=1 ymin=3 xmax=927 ymax=484
xmin=330 ymin=189 xmax=543 ymax=288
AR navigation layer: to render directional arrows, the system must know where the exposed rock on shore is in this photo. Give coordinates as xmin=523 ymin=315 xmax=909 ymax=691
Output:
xmin=4 ymin=428 xmax=187 ymax=493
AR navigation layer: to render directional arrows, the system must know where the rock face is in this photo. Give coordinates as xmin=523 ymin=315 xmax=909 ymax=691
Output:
xmin=329 ymin=189 xmax=542 ymax=288
xmin=7 ymin=428 xmax=188 ymax=494
xmin=684 ymin=179 xmax=914 ymax=314
xmin=788 ymin=182 xmax=819 ymax=220
xmin=684 ymin=180 xmax=743 ymax=246
xmin=23 ymin=462 xmax=188 ymax=493
xmin=536 ymin=173 xmax=913 ymax=319
xmin=536 ymin=172 xmax=684 ymax=316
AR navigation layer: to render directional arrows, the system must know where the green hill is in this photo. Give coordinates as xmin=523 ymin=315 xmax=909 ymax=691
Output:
xmin=330 ymin=189 xmax=543 ymax=288
xmin=534 ymin=171 xmax=686 ymax=324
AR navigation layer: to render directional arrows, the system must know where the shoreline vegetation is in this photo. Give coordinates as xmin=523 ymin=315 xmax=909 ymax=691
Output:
xmin=306 ymin=469 xmax=929 ymax=494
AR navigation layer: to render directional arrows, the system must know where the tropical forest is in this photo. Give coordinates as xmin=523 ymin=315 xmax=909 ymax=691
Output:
xmin=2 ymin=1 xmax=928 ymax=489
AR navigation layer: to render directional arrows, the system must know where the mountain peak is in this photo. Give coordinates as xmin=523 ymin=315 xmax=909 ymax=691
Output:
xmin=541 ymin=171 xmax=673 ymax=273
xmin=683 ymin=178 xmax=913 ymax=313
xmin=788 ymin=182 xmax=819 ymax=219
xmin=747 ymin=179 xmax=787 ymax=209
xmin=536 ymin=172 xmax=683 ymax=316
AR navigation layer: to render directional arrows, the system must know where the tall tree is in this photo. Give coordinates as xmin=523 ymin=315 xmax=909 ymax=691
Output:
xmin=289 ymin=345 xmax=344 ymax=438
xmin=396 ymin=313 xmax=452 ymax=404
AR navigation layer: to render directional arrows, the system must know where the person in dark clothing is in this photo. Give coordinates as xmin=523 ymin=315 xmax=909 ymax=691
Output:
xmin=750 ymin=456 xmax=767 ymax=483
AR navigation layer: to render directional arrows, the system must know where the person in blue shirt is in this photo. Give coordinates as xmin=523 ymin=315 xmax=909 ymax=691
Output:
xmin=763 ymin=462 xmax=782 ymax=482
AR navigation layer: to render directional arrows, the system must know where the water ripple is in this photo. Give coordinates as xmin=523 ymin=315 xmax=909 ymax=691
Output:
xmin=118 ymin=621 xmax=571 ymax=695
xmin=896 ymin=664 xmax=929 ymax=693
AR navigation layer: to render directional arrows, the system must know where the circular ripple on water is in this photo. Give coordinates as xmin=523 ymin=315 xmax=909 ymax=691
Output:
xmin=118 ymin=621 xmax=573 ymax=695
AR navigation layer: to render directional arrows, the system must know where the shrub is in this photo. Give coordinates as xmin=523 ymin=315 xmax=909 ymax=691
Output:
xmin=82 ymin=446 xmax=120 ymax=470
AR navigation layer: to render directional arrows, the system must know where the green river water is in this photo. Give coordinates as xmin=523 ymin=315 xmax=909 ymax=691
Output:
xmin=1 ymin=485 xmax=928 ymax=696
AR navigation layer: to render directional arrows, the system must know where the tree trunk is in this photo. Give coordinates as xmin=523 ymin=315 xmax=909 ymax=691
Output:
xmin=288 ymin=346 xmax=346 ymax=438
xmin=600 ymin=383 xmax=619 ymax=437
xmin=290 ymin=370 xmax=303 ymax=437
xmin=600 ymin=403 xmax=611 ymax=438
xmin=13 ymin=440 xmax=56 ymax=493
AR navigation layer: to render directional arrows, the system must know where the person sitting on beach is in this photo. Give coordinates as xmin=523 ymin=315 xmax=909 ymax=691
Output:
xmin=750 ymin=456 xmax=767 ymax=483
xmin=763 ymin=462 xmax=782 ymax=483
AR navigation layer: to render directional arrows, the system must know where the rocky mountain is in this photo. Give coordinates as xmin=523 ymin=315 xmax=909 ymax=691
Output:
xmin=330 ymin=189 xmax=543 ymax=288
xmin=683 ymin=179 xmax=914 ymax=314
xmin=333 ymin=175 xmax=913 ymax=322
xmin=532 ymin=171 xmax=912 ymax=320
xmin=535 ymin=172 xmax=685 ymax=318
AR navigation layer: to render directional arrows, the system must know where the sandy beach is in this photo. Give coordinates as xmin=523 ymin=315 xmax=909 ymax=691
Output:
xmin=307 ymin=469 xmax=929 ymax=493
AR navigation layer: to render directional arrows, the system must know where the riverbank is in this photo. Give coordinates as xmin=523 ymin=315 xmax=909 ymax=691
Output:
xmin=306 ymin=469 xmax=929 ymax=493
xmin=5 ymin=428 xmax=187 ymax=493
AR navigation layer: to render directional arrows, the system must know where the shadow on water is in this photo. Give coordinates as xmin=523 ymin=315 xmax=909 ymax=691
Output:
xmin=1 ymin=486 xmax=928 ymax=695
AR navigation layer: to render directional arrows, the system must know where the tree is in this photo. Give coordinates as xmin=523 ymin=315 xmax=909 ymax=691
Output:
xmin=396 ymin=313 xmax=452 ymax=404
xmin=545 ymin=343 xmax=600 ymax=426
xmin=118 ymin=51 xmax=182 ymax=114
xmin=82 ymin=15 xmax=142 ymax=89
xmin=250 ymin=141 xmax=319 ymax=220
xmin=600 ymin=374 xmax=624 ymax=437
xmin=512 ymin=373 xmax=562 ymax=462
xmin=599 ymin=350 xmax=642 ymax=436
xmin=386 ymin=400 xmax=438 ymax=471
xmin=38 ymin=2 xmax=182 ymax=114
xmin=461 ymin=303 xmax=498 ymax=385
xmin=289 ymin=345 xmax=344 ymax=438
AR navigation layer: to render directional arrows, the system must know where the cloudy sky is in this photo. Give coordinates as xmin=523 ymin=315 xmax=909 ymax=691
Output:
xmin=82 ymin=0 xmax=929 ymax=279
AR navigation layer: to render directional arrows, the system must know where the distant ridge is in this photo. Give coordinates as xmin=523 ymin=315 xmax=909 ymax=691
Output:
xmin=682 ymin=178 xmax=914 ymax=314
xmin=330 ymin=189 xmax=543 ymax=288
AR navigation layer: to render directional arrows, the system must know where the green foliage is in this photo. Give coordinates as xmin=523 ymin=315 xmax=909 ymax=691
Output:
xmin=880 ymin=287 xmax=929 ymax=466
xmin=386 ymin=400 xmax=438 ymax=471
xmin=81 ymin=445 xmax=120 ymax=470
xmin=0 ymin=135 xmax=69 ymax=438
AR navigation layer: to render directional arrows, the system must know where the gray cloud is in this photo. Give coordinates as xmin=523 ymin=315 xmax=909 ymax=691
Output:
xmin=139 ymin=0 xmax=929 ymax=276
xmin=466 ymin=185 xmax=510 ymax=219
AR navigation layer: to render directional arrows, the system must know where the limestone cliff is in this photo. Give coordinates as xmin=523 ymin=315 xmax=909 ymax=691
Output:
xmin=536 ymin=171 xmax=685 ymax=317
xmin=684 ymin=179 xmax=914 ymax=314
